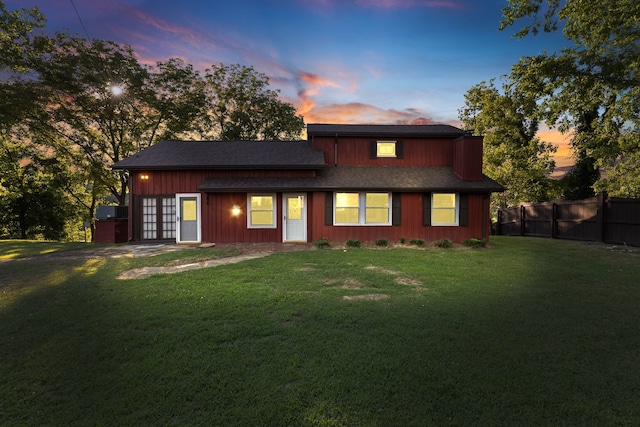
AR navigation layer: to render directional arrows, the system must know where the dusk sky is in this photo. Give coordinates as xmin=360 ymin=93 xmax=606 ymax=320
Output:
xmin=9 ymin=0 xmax=574 ymax=166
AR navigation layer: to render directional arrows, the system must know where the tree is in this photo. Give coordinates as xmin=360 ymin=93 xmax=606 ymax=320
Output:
xmin=203 ymin=64 xmax=304 ymax=140
xmin=0 ymin=132 xmax=78 ymax=240
xmin=35 ymin=35 xmax=207 ymax=206
xmin=501 ymin=0 xmax=640 ymax=197
xmin=0 ymin=0 xmax=47 ymax=71
xmin=459 ymin=79 xmax=556 ymax=212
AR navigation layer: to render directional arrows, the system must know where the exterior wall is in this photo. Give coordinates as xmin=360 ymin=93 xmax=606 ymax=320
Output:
xmin=132 ymin=169 xmax=315 ymax=195
xmin=311 ymin=136 xmax=454 ymax=166
xmin=309 ymin=192 xmax=489 ymax=243
xmin=453 ymin=136 xmax=483 ymax=181
xmin=127 ymin=136 xmax=492 ymax=244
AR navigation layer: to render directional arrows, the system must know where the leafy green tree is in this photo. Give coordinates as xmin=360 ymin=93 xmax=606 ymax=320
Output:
xmin=35 ymin=35 xmax=207 ymax=206
xmin=558 ymin=150 xmax=599 ymax=200
xmin=203 ymin=64 xmax=304 ymax=140
xmin=0 ymin=133 xmax=78 ymax=240
xmin=459 ymin=79 xmax=556 ymax=212
xmin=501 ymin=0 xmax=640 ymax=197
xmin=0 ymin=0 xmax=47 ymax=71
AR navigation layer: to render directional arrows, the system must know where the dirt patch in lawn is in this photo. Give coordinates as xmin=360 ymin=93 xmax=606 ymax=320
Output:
xmin=117 ymin=252 xmax=273 ymax=280
xmin=342 ymin=294 xmax=389 ymax=301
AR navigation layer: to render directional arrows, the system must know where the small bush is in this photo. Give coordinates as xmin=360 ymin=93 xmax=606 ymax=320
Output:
xmin=434 ymin=238 xmax=453 ymax=248
xmin=314 ymin=237 xmax=330 ymax=249
xmin=346 ymin=239 xmax=361 ymax=248
xmin=463 ymin=237 xmax=487 ymax=248
xmin=375 ymin=238 xmax=388 ymax=247
xmin=409 ymin=238 xmax=425 ymax=247
xmin=399 ymin=237 xmax=406 ymax=244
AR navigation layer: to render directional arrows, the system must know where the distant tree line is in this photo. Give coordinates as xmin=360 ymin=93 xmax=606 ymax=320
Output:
xmin=459 ymin=0 xmax=640 ymax=215
xmin=0 ymin=1 xmax=304 ymax=241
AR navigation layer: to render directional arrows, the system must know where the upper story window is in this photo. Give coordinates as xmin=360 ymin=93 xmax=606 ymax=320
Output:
xmin=377 ymin=141 xmax=397 ymax=157
xmin=248 ymin=194 xmax=276 ymax=228
xmin=370 ymin=140 xmax=404 ymax=159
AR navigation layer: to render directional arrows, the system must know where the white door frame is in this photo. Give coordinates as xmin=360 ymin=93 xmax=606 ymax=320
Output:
xmin=282 ymin=193 xmax=307 ymax=242
xmin=175 ymin=193 xmax=201 ymax=244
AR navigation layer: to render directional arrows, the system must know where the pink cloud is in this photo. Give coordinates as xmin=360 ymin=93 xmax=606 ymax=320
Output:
xmin=300 ymin=102 xmax=439 ymax=125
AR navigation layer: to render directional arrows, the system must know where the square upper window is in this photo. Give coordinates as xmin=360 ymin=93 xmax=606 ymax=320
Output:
xmin=376 ymin=141 xmax=397 ymax=157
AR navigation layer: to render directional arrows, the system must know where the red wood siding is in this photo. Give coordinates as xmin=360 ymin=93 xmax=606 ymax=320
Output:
xmin=201 ymin=192 xmax=282 ymax=243
xmin=308 ymin=192 xmax=490 ymax=243
xmin=311 ymin=136 xmax=454 ymax=166
xmin=453 ymin=136 xmax=483 ymax=181
xmin=132 ymin=170 xmax=315 ymax=195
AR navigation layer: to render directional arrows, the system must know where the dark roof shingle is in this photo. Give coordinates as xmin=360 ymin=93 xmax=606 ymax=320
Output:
xmin=306 ymin=124 xmax=466 ymax=138
xmin=112 ymin=140 xmax=326 ymax=170
xmin=198 ymin=166 xmax=504 ymax=193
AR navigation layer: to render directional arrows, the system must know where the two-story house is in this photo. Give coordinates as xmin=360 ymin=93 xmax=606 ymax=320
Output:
xmin=111 ymin=124 xmax=503 ymax=244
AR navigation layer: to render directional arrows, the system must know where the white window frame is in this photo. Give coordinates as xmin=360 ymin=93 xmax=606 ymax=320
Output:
xmin=334 ymin=192 xmax=392 ymax=226
xmin=431 ymin=193 xmax=459 ymax=226
xmin=376 ymin=141 xmax=397 ymax=158
xmin=247 ymin=193 xmax=277 ymax=229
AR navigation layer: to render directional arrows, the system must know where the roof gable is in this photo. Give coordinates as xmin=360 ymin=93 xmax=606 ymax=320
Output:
xmin=112 ymin=140 xmax=326 ymax=170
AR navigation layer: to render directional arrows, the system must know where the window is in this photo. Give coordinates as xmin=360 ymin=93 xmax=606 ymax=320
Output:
xmin=142 ymin=197 xmax=157 ymax=239
xmin=432 ymin=193 xmax=458 ymax=226
xmin=248 ymin=194 xmax=276 ymax=228
xmin=141 ymin=196 xmax=176 ymax=240
xmin=377 ymin=141 xmax=396 ymax=157
xmin=334 ymin=192 xmax=391 ymax=225
xmin=162 ymin=197 xmax=176 ymax=239
xmin=370 ymin=140 xmax=403 ymax=159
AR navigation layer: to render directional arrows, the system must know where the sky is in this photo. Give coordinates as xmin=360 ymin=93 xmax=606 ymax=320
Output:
xmin=8 ymin=0 xmax=574 ymax=167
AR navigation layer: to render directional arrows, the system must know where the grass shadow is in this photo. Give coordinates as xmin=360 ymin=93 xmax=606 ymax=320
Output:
xmin=1 ymin=238 xmax=639 ymax=425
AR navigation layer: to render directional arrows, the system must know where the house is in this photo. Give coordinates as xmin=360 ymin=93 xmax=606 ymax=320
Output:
xmin=111 ymin=124 xmax=503 ymax=244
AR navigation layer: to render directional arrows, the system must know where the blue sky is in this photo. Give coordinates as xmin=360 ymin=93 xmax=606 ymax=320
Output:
xmin=8 ymin=0 xmax=573 ymax=164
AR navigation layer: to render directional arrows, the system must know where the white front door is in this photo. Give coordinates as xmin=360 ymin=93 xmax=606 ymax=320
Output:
xmin=283 ymin=194 xmax=306 ymax=242
xmin=176 ymin=193 xmax=201 ymax=243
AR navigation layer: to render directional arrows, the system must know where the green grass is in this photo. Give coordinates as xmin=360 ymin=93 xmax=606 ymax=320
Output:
xmin=1 ymin=237 xmax=639 ymax=426
xmin=0 ymin=239 xmax=99 ymax=260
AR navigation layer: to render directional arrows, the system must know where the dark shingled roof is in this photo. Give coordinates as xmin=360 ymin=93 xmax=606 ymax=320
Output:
xmin=306 ymin=123 xmax=466 ymax=138
xmin=112 ymin=140 xmax=326 ymax=170
xmin=199 ymin=166 xmax=504 ymax=193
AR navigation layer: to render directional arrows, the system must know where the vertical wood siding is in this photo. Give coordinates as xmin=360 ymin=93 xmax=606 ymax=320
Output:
xmin=312 ymin=136 xmax=454 ymax=166
xmin=309 ymin=192 xmax=489 ymax=243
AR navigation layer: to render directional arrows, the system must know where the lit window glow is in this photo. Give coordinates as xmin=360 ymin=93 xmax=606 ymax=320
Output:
xmin=432 ymin=193 xmax=458 ymax=225
xmin=376 ymin=141 xmax=396 ymax=157
xmin=335 ymin=192 xmax=391 ymax=225
xmin=248 ymin=194 xmax=276 ymax=228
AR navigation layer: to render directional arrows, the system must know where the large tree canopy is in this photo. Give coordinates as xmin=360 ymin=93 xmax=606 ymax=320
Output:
xmin=459 ymin=79 xmax=556 ymax=211
xmin=500 ymin=0 xmax=640 ymax=197
xmin=35 ymin=35 xmax=208 ymax=205
xmin=1 ymin=2 xmax=307 ymax=240
xmin=204 ymin=64 xmax=304 ymax=141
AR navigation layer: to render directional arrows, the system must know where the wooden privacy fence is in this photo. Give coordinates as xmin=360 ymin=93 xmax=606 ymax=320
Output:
xmin=496 ymin=193 xmax=640 ymax=247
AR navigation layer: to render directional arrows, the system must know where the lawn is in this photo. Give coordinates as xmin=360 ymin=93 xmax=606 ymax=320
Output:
xmin=1 ymin=237 xmax=638 ymax=426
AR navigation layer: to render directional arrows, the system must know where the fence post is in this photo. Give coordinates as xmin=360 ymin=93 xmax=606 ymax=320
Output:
xmin=596 ymin=192 xmax=606 ymax=242
xmin=551 ymin=203 xmax=557 ymax=239
xmin=520 ymin=205 xmax=525 ymax=236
